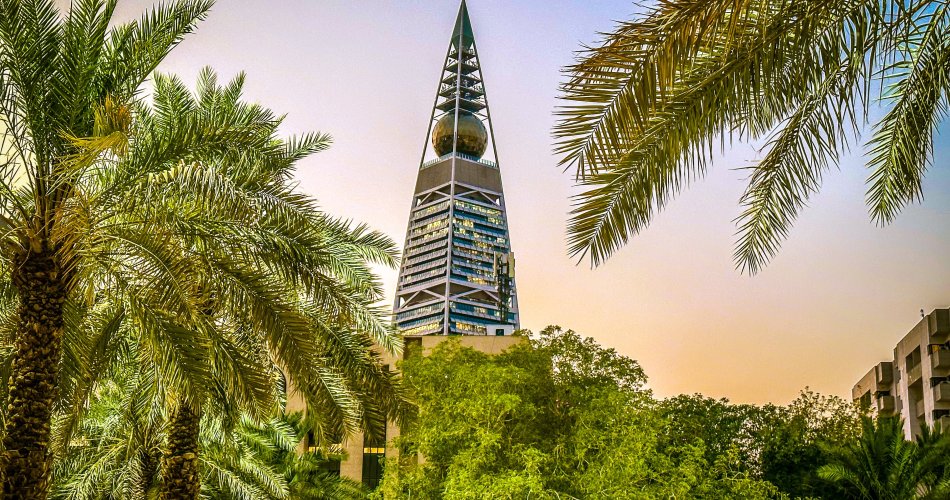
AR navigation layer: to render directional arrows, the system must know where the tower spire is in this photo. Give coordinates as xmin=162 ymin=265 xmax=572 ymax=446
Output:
xmin=427 ymin=0 xmax=490 ymax=160
xmin=453 ymin=0 xmax=474 ymax=46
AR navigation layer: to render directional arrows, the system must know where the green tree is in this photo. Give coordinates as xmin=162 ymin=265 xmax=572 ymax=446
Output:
xmin=379 ymin=327 xmax=782 ymax=499
xmin=39 ymin=67 xmax=405 ymax=498
xmin=51 ymin=361 xmax=368 ymax=500
xmin=818 ymin=416 xmax=950 ymax=500
xmin=659 ymin=394 xmax=762 ymax=467
xmin=108 ymin=69 xmax=403 ymax=498
xmin=381 ymin=339 xmax=554 ymax=499
xmin=757 ymin=390 xmax=861 ymax=498
xmin=658 ymin=389 xmax=863 ymax=499
xmin=554 ymin=0 xmax=950 ymax=273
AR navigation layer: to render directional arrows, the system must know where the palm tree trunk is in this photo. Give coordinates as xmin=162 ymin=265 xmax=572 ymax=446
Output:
xmin=160 ymin=402 xmax=202 ymax=499
xmin=138 ymin=448 xmax=159 ymax=498
xmin=2 ymin=247 xmax=68 ymax=499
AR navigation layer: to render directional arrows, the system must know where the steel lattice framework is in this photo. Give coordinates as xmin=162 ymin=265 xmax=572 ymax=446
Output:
xmin=393 ymin=0 xmax=519 ymax=336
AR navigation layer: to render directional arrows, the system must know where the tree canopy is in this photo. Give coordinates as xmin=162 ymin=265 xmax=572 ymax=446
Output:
xmin=374 ymin=326 xmax=950 ymax=500
xmin=377 ymin=327 xmax=789 ymax=499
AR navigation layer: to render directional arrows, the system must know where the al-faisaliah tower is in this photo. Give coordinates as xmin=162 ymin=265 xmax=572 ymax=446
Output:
xmin=393 ymin=0 xmax=519 ymax=337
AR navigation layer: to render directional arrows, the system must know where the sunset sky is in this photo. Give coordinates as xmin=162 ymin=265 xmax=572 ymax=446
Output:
xmin=112 ymin=0 xmax=949 ymax=404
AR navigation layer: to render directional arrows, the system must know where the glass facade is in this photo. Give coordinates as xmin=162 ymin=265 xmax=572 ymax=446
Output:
xmin=395 ymin=195 xmax=518 ymax=335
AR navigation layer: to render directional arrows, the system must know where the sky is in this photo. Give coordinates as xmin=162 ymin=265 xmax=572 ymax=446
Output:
xmin=108 ymin=0 xmax=950 ymax=405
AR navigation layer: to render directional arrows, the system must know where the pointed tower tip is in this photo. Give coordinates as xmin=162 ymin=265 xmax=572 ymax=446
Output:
xmin=453 ymin=0 xmax=475 ymax=44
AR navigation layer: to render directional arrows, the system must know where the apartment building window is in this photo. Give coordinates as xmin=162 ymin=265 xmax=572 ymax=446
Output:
xmin=907 ymin=347 xmax=922 ymax=370
xmin=362 ymin=428 xmax=387 ymax=489
xmin=320 ymin=457 xmax=341 ymax=477
xmin=305 ymin=431 xmax=342 ymax=477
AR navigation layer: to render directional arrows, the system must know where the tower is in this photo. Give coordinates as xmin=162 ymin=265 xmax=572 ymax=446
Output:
xmin=394 ymin=0 xmax=519 ymax=336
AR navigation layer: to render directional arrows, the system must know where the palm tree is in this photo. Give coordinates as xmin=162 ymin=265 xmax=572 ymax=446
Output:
xmin=0 ymin=0 xmax=405 ymax=496
xmin=51 ymin=356 xmax=165 ymax=499
xmin=52 ymin=359 xmax=368 ymax=500
xmin=818 ymin=416 xmax=950 ymax=499
xmin=44 ymin=69 xmax=407 ymax=498
xmin=554 ymin=0 xmax=950 ymax=273
xmin=0 ymin=1 xmax=221 ymax=496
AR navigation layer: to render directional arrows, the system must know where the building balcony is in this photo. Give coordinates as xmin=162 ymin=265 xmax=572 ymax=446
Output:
xmin=405 ymin=250 xmax=448 ymax=268
xmin=454 ymin=249 xmax=493 ymax=264
xmin=875 ymin=362 xmax=893 ymax=390
xmin=406 ymin=228 xmax=448 ymax=246
xmin=875 ymin=395 xmax=896 ymax=414
xmin=449 ymin=304 xmax=501 ymax=322
xmin=408 ymin=222 xmax=448 ymax=239
xmin=403 ymin=258 xmax=448 ymax=276
xmin=934 ymin=382 xmax=950 ymax=403
xmin=932 ymin=350 xmax=950 ymax=373
xmin=916 ymin=399 xmax=926 ymax=417
xmin=397 ymin=304 xmax=444 ymax=323
xmin=412 ymin=200 xmax=450 ymax=220
xmin=940 ymin=415 xmax=950 ymax=430
xmin=929 ymin=309 xmax=950 ymax=343
xmin=454 ymin=199 xmax=501 ymax=218
xmin=908 ymin=364 xmax=922 ymax=385
xmin=405 ymin=240 xmax=449 ymax=259
xmin=408 ymin=214 xmax=448 ymax=232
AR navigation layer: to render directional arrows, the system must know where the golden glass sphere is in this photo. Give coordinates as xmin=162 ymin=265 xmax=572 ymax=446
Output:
xmin=432 ymin=111 xmax=488 ymax=158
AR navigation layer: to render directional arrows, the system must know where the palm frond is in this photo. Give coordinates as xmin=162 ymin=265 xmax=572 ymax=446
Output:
xmin=553 ymin=0 xmax=942 ymax=271
xmin=733 ymin=28 xmax=874 ymax=273
xmin=99 ymin=0 xmax=214 ymax=99
xmin=867 ymin=5 xmax=950 ymax=224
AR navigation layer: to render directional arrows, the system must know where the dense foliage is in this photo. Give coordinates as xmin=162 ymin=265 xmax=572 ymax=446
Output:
xmin=51 ymin=366 xmax=367 ymax=500
xmin=376 ymin=327 xmax=950 ymax=500
xmin=819 ymin=416 xmax=950 ymax=499
xmin=378 ymin=328 xmax=770 ymax=498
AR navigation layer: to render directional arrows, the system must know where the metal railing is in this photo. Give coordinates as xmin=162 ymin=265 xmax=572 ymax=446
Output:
xmin=421 ymin=152 xmax=497 ymax=170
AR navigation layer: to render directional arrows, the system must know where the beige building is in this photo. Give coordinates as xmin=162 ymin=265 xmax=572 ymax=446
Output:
xmin=853 ymin=308 xmax=950 ymax=438
xmin=286 ymin=334 xmax=524 ymax=487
